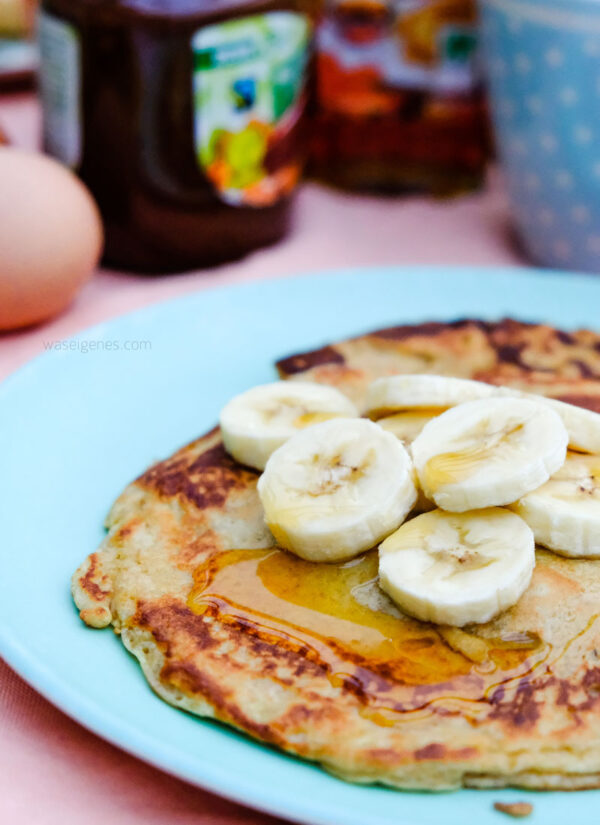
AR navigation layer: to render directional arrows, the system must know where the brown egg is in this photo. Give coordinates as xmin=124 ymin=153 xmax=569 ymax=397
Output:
xmin=0 ymin=148 xmax=103 ymax=331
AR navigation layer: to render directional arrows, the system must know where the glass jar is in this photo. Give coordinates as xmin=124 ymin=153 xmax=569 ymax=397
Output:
xmin=39 ymin=0 xmax=315 ymax=272
xmin=309 ymin=0 xmax=489 ymax=195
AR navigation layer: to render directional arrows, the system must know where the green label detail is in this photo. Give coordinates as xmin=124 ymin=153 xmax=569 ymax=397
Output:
xmin=194 ymin=39 xmax=260 ymax=70
xmin=192 ymin=12 xmax=310 ymax=207
xmin=442 ymin=27 xmax=478 ymax=63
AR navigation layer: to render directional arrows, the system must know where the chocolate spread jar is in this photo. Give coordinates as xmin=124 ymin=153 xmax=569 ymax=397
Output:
xmin=39 ymin=0 xmax=315 ymax=271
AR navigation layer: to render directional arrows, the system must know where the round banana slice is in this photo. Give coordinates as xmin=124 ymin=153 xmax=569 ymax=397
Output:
xmin=378 ymin=508 xmax=535 ymax=626
xmin=373 ymin=391 xmax=471 ymax=516
xmin=410 ymin=473 xmax=436 ymax=514
xmin=375 ymin=415 xmax=436 ymax=513
xmin=494 ymin=387 xmax=600 ymax=455
xmin=512 ymin=451 xmax=600 ymax=557
xmin=377 ymin=411 xmax=439 ymax=445
xmin=257 ymin=418 xmax=417 ymax=562
xmin=220 ymin=381 xmax=358 ymax=471
xmin=366 ymin=374 xmax=495 ymax=418
xmin=412 ymin=397 xmax=568 ymax=512
xmin=534 ymin=397 xmax=600 ymax=455
xmin=368 ymin=374 xmax=600 ymax=455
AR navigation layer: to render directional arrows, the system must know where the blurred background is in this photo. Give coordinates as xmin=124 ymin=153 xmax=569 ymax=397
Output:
xmin=0 ymin=0 xmax=599 ymax=337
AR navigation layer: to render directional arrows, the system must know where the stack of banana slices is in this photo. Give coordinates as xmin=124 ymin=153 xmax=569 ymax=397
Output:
xmin=219 ymin=376 xmax=600 ymax=628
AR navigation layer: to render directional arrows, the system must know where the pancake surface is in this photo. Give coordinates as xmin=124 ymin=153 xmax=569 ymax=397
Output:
xmin=73 ymin=318 xmax=600 ymax=790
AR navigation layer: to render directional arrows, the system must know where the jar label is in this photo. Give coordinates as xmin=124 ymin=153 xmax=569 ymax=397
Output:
xmin=192 ymin=12 xmax=310 ymax=208
xmin=39 ymin=10 xmax=81 ymax=168
xmin=317 ymin=0 xmax=480 ymax=116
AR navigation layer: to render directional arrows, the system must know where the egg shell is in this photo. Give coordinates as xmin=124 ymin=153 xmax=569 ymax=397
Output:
xmin=0 ymin=148 xmax=103 ymax=331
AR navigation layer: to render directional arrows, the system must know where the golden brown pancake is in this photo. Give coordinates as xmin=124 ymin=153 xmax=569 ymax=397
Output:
xmin=73 ymin=318 xmax=600 ymax=791
xmin=277 ymin=318 xmax=600 ymax=412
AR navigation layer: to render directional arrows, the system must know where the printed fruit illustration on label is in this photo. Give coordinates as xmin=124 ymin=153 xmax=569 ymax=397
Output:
xmin=192 ymin=13 xmax=310 ymax=207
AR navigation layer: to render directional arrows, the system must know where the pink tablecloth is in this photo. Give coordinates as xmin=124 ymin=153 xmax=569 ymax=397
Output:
xmin=0 ymin=93 xmax=525 ymax=825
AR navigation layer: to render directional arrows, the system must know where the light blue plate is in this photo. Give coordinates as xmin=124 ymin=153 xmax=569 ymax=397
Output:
xmin=1 ymin=266 xmax=600 ymax=825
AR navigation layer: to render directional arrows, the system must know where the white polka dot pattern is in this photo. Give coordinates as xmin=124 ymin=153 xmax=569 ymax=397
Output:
xmin=480 ymin=1 xmax=600 ymax=272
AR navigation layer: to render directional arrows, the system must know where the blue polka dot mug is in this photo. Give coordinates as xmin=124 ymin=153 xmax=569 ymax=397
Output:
xmin=479 ymin=0 xmax=600 ymax=272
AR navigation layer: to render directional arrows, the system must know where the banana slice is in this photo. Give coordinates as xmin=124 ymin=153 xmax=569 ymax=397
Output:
xmin=377 ymin=413 xmax=437 ymax=513
xmin=378 ymin=508 xmax=535 ymax=626
xmin=257 ymin=418 xmax=417 ymax=562
xmin=372 ymin=383 xmax=485 ymax=516
xmin=377 ymin=411 xmax=439 ymax=445
xmin=367 ymin=373 xmax=600 ymax=455
xmin=512 ymin=451 xmax=600 ymax=558
xmin=220 ymin=382 xmax=357 ymax=471
xmin=412 ymin=397 xmax=568 ymax=512
xmin=520 ymin=396 xmax=600 ymax=456
xmin=411 ymin=478 xmax=436 ymax=514
xmin=366 ymin=374 xmax=495 ymax=418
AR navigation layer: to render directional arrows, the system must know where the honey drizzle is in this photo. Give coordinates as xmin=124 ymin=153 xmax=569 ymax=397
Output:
xmin=187 ymin=548 xmax=547 ymax=722
xmin=423 ymin=421 xmax=526 ymax=491
xmin=293 ymin=411 xmax=341 ymax=428
xmin=368 ymin=406 xmax=450 ymax=421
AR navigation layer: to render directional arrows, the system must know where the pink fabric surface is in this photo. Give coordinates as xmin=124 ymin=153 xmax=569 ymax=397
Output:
xmin=0 ymin=93 xmax=525 ymax=825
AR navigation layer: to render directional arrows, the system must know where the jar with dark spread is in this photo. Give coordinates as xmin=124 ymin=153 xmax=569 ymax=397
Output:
xmin=39 ymin=0 xmax=315 ymax=272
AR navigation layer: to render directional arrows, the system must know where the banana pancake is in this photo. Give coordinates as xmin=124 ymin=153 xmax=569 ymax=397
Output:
xmin=277 ymin=317 xmax=600 ymax=411
xmin=73 ymin=318 xmax=600 ymax=791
